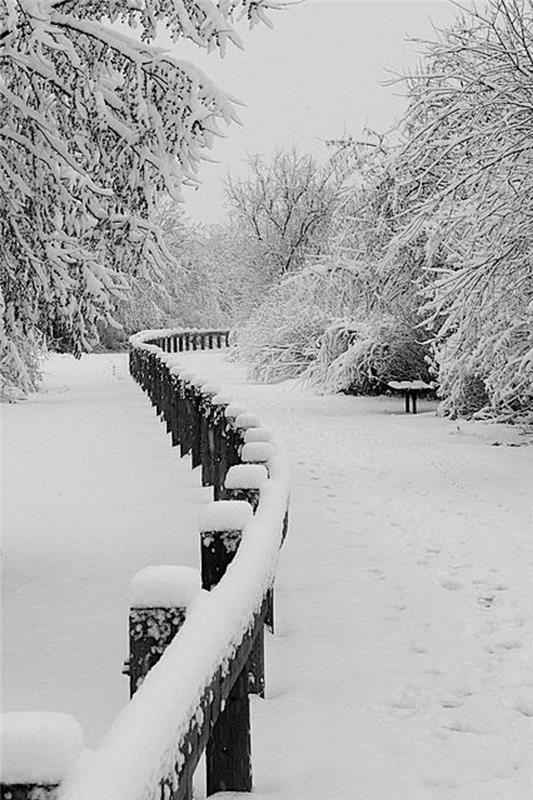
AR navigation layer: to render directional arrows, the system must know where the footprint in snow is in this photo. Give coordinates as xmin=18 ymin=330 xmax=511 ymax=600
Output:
xmin=438 ymin=693 xmax=464 ymax=709
xmin=485 ymin=638 xmax=522 ymax=653
xmin=408 ymin=642 xmax=428 ymax=654
xmin=387 ymin=688 xmax=421 ymax=713
xmin=477 ymin=594 xmax=495 ymax=608
xmin=442 ymin=719 xmax=479 ymax=734
xmin=437 ymin=576 xmax=463 ymax=592
xmin=512 ymin=694 xmax=533 ymax=718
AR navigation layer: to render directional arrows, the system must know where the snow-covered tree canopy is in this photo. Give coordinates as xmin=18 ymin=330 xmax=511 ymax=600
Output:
xmin=0 ymin=0 xmax=285 ymax=396
xmin=225 ymin=149 xmax=344 ymax=280
xmin=233 ymin=1 xmax=532 ymax=421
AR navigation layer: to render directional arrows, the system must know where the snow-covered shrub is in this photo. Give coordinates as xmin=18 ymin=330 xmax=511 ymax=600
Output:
xmin=0 ymin=290 xmax=42 ymax=400
xmin=438 ymin=369 xmax=489 ymax=420
xmin=0 ymin=330 xmax=42 ymax=401
xmin=434 ymin=311 xmax=533 ymax=422
xmin=307 ymin=315 xmax=431 ymax=395
xmin=235 ymin=271 xmax=334 ymax=382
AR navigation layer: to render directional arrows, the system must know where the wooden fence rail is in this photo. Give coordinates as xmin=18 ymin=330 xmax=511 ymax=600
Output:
xmin=2 ymin=328 xmax=289 ymax=800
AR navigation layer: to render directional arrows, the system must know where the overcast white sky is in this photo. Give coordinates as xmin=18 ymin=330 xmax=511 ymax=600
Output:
xmin=171 ymin=1 xmax=460 ymax=223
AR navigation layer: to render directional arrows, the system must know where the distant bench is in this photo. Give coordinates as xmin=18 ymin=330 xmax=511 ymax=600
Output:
xmin=387 ymin=380 xmax=435 ymax=414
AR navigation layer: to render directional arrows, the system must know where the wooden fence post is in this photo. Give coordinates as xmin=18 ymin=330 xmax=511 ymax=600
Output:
xmin=200 ymin=501 xmax=254 ymax=795
xmin=177 ymin=372 xmax=195 ymax=458
xmin=188 ymin=377 xmax=207 ymax=471
xmin=168 ymin=369 xmax=182 ymax=448
xmin=1 ymin=713 xmax=84 ymax=800
xmin=210 ymin=393 xmax=233 ymax=499
xmin=223 ymin=403 xmax=247 ymax=472
xmin=198 ymin=384 xmax=221 ymax=487
xmin=126 ymin=566 xmax=201 ymax=697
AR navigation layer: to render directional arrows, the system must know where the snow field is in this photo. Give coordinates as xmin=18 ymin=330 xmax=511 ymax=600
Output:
xmin=3 ymin=349 xmax=533 ymax=799
xmin=2 ymin=354 xmax=212 ymax=745
xmin=3 ymin=348 xmax=289 ymax=795
xmin=178 ymin=350 xmax=533 ymax=800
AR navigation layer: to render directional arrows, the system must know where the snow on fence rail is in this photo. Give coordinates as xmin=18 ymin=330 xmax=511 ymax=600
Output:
xmin=1 ymin=328 xmax=290 ymax=800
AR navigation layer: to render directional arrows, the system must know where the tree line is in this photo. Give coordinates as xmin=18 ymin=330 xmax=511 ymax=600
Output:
xmin=1 ymin=0 xmax=531 ymax=422
xmin=233 ymin=0 xmax=533 ymax=422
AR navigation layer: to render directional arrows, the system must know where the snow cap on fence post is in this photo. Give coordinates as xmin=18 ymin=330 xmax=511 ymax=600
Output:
xmin=1 ymin=712 xmax=84 ymax=791
xmin=240 ymin=442 xmax=274 ymax=476
xmin=211 ymin=392 xmax=232 ymax=407
xmin=224 ymin=403 xmax=247 ymax=420
xmin=199 ymin=501 xmax=253 ymax=591
xmin=244 ymin=427 xmax=274 ymax=443
xmin=234 ymin=413 xmax=261 ymax=431
xmin=224 ymin=464 xmax=269 ymax=511
xmin=126 ymin=566 xmax=202 ymax=697
xmin=200 ymin=383 xmax=221 ymax=397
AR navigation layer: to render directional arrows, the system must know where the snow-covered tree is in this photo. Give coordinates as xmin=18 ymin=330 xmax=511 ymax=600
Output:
xmin=225 ymin=148 xmax=344 ymax=283
xmin=0 ymin=0 xmax=284 ymax=397
xmin=394 ymin=0 xmax=533 ymax=420
xmin=236 ymin=137 xmax=433 ymax=390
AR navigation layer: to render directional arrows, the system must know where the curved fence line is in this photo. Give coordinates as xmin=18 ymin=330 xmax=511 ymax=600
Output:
xmin=2 ymin=328 xmax=290 ymax=800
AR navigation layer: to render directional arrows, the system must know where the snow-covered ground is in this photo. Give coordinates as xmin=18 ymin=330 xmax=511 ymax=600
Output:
xmin=3 ymin=351 xmax=532 ymax=799
xmin=2 ymin=354 xmax=212 ymax=745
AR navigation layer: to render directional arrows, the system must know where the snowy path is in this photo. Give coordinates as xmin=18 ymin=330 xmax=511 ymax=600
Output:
xmin=3 ymin=351 xmax=533 ymax=799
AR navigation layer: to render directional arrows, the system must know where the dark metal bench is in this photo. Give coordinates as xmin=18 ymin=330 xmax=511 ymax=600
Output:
xmin=387 ymin=380 xmax=434 ymax=414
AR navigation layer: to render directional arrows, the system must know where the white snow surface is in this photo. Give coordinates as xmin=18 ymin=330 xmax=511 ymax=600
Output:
xmin=225 ymin=464 xmax=269 ymax=490
xmin=199 ymin=500 xmax=254 ymax=532
xmin=129 ymin=566 xmax=201 ymax=609
xmin=3 ymin=350 xmax=533 ymax=800
xmin=1 ymin=712 xmax=84 ymax=784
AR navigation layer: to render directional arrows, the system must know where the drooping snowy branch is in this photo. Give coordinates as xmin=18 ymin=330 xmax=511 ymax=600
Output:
xmin=390 ymin=0 xmax=533 ymax=419
xmin=0 ymin=0 xmax=286 ymax=395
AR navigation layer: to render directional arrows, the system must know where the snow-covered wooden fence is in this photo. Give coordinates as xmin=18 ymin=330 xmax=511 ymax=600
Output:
xmin=1 ymin=328 xmax=289 ymax=800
